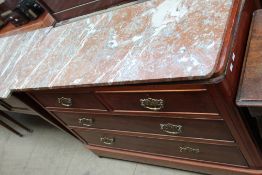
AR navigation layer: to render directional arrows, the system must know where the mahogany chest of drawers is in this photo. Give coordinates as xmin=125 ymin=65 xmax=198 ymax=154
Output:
xmin=26 ymin=0 xmax=262 ymax=175
xmin=29 ymin=84 xmax=250 ymax=171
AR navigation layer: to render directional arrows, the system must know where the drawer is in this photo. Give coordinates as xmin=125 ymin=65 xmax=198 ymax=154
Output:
xmin=76 ymin=129 xmax=247 ymax=166
xmin=97 ymin=90 xmax=218 ymax=114
xmin=54 ymin=111 xmax=233 ymax=141
xmin=30 ymin=92 xmax=106 ymax=110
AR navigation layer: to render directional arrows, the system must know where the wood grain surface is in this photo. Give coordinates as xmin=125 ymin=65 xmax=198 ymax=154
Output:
xmin=237 ymin=9 xmax=262 ymax=106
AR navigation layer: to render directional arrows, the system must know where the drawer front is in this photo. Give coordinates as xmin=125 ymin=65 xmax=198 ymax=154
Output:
xmin=30 ymin=92 xmax=106 ymax=110
xmin=54 ymin=112 xmax=233 ymax=141
xmin=76 ymin=129 xmax=247 ymax=166
xmin=97 ymin=90 xmax=218 ymax=114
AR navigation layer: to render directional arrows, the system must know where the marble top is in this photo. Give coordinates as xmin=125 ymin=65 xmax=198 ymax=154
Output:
xmin=0 ymin=0 xmax=233 ymax=98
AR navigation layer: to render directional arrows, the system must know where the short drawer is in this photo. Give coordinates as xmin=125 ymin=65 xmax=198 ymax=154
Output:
xmin=30 ymin=92 xmax=106 ymax=110
xmin=97 ymin=90 xmax=218 ymax=114
xmin=76 ymin=129 xmax=247 ymax=166
xmin=53 ymin=111 xmax=233 ymax=141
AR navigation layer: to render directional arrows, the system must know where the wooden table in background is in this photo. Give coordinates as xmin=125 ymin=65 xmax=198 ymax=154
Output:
xmin=237 ymin=9 xmax=262 ymax=137
xmin=0 ymin=11 xmax=55 ymax=38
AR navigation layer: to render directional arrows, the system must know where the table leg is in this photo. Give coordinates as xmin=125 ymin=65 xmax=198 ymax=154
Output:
xmin=0 ymin=111 xmax=33 ymax=133
xmin=0 ymin=120 xmax=23 ymax=137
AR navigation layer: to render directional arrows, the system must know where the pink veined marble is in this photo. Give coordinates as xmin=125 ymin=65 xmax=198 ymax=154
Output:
xmin=0 ymin=0 xmax=233 ymax=98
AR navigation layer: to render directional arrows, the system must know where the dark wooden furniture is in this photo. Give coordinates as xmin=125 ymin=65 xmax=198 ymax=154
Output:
xmin=0 ymin=11 xmax=55 ymax=37
xmin=39 ymin=0 xmax=136 ymax=22
xmin=237 ymin=9 xmax=262 ymax=137
xmin=255 ymin=0 xmax=262 ymax=8
xmin=0 ymin=0 xmax=55 ymax=38
xmin=25 ymin=1 xmax=262 ymax=174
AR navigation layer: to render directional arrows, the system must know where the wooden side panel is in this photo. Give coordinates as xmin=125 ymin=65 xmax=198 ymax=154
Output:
xmin=237 ymin=9 xmax=262 ymax=106
xmin=226 ymin=0 xmax=257 ymax=99
xmin=207 ymin=0 xmax=262 ymax=168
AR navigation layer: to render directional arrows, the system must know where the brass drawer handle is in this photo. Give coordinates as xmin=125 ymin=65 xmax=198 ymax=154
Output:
xmin=79 ymin=118 xmax=94 ymax=127
xmin=140 ymin=98 xmax=164 ymax=111
xmin=160 ymin=123 xmax=182 ymax=135
xmin=57 ymin=97 xmax=72 ymax=107
xmin=100 ymin=136 xmax=115 ymax=145
xmin=179 ymin=146 xmax=200 ymax=154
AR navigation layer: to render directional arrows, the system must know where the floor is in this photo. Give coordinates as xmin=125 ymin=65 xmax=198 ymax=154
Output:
xmin=0 ymin=113 xmax=202 ymax=175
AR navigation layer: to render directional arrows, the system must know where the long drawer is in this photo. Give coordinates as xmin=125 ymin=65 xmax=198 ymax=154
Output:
xmin=97 ymin=90 xmax=218 ymax=114
xmin=54 ymin=111 xmax=233 ymax=141
xmin=30 ymin=92 xmax=106 ymax=110
xmin=75 ymin=129 xmax=247 ymax=167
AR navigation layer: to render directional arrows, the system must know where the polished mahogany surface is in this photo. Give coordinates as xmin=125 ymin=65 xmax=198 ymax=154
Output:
xmin=237 ymin=10 xmax=262 ymax=107
xmin=40 ymin=0 xmax=136 ymax=21
xmin=26 ymin=1 xmax=262 ymax=172
xmin=53 ymin=111 xmax=233 ymax=141
xmin=4 ymin=0 xmax=262 ymax=175
xmin=76 ymin=129 xmax=247 ymax=167
xmin=97 ymin=90 xmax=219 ymax=114
xmin=30 ymin=91 xmax=106 ymax=110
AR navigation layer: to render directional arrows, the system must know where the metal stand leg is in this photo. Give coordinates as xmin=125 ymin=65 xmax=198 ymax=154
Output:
xmin=0 ymin=120 xmax=23 ymax=137
xmin=0 ymin=111 xmax=33 ymax=133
